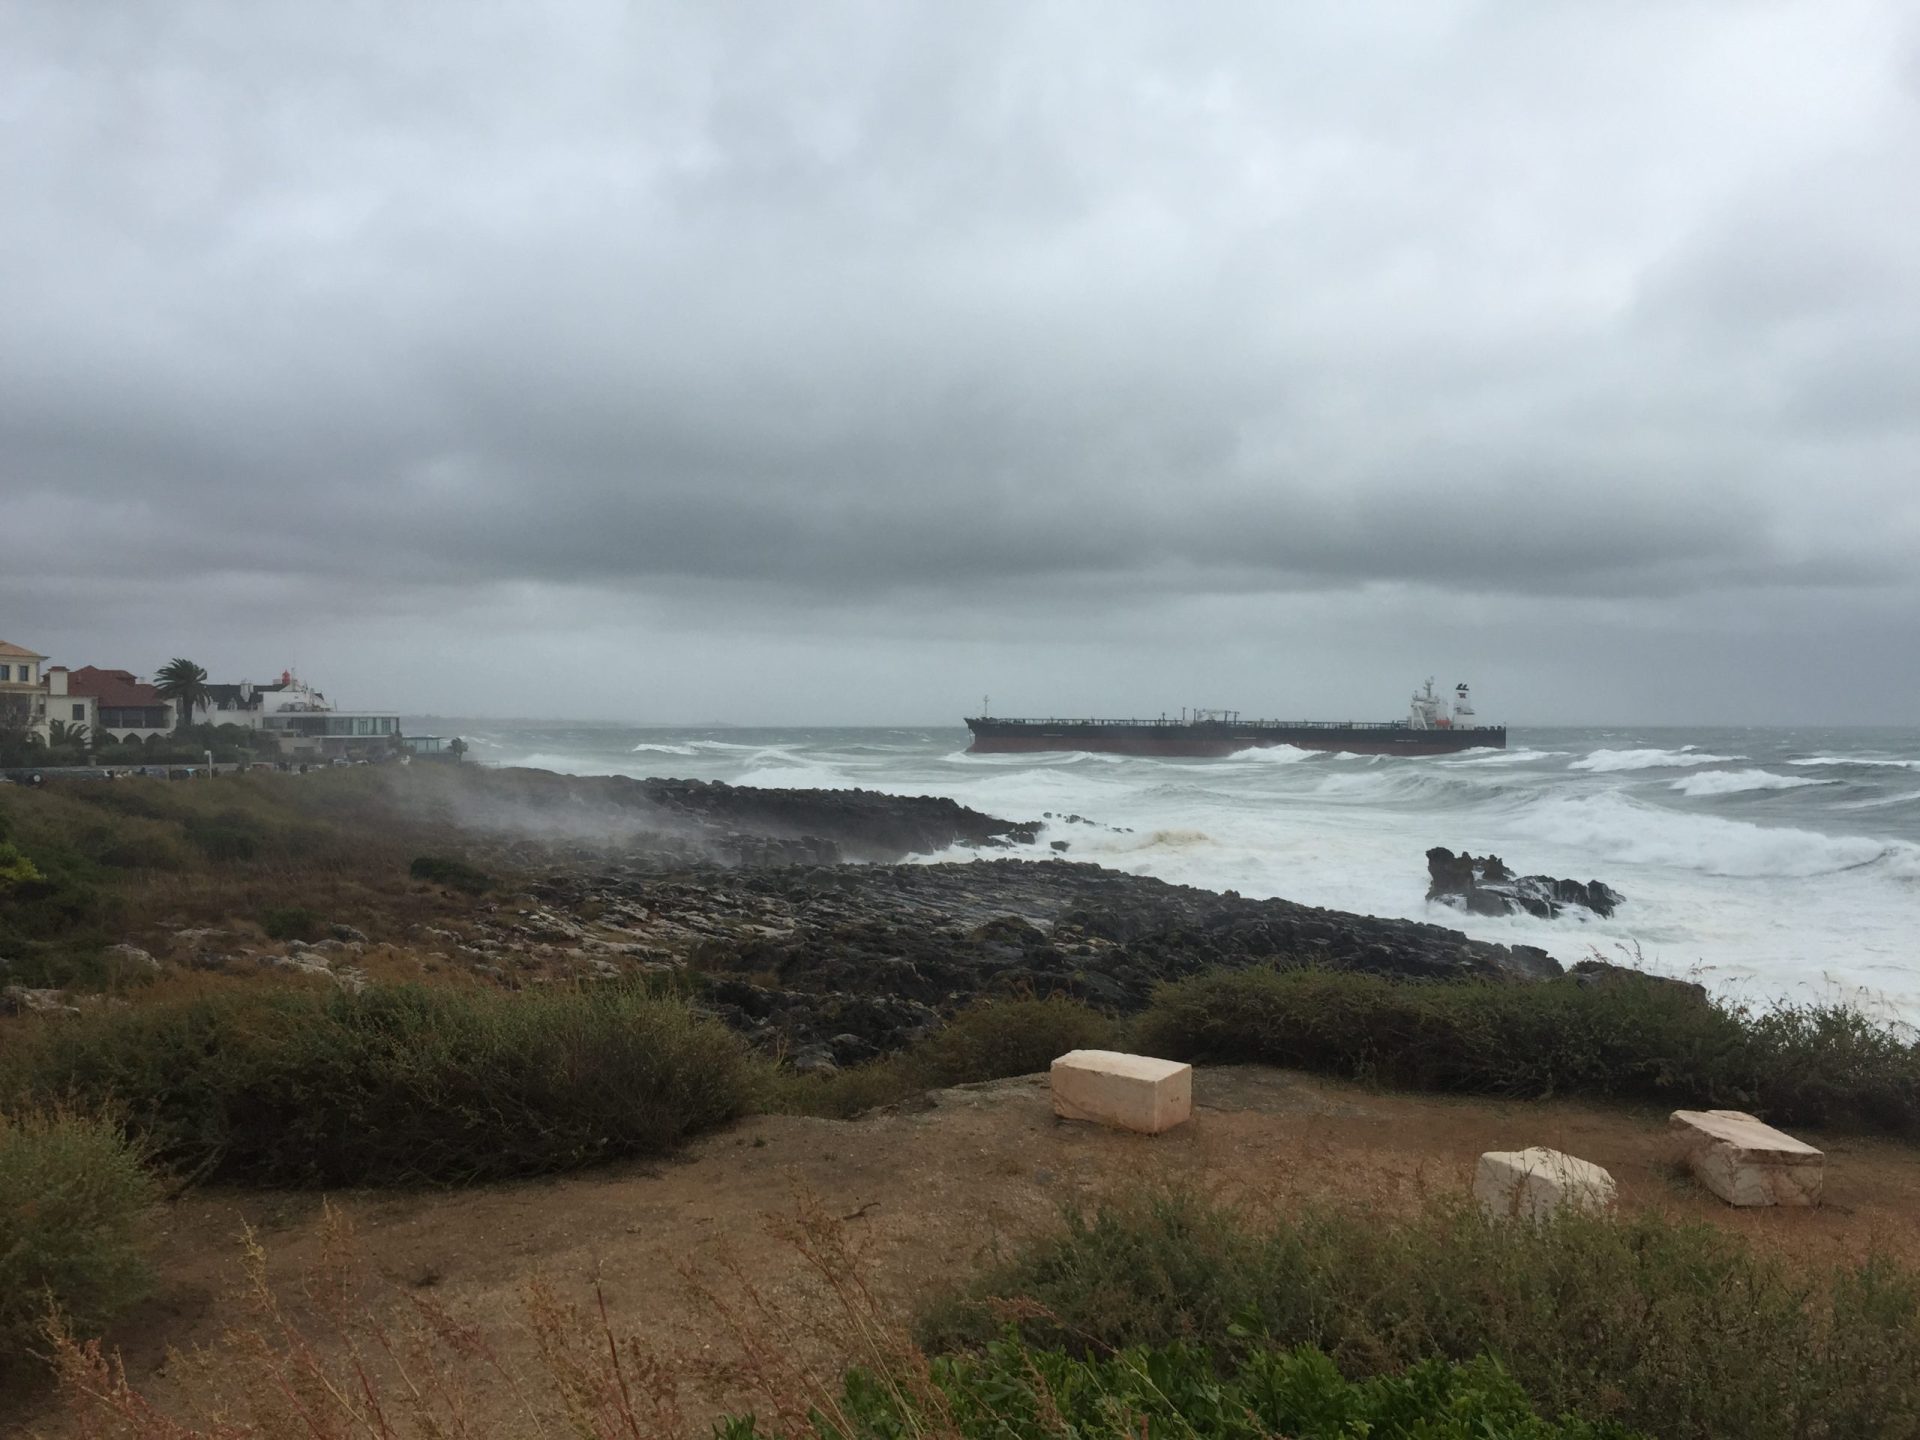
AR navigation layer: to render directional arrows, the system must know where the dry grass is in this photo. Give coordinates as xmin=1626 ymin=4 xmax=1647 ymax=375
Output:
xmin=40 ymin=1196 xmax=940 ymax=1440
xmin=36 ymin=1195 xmax=1633 ymax=1440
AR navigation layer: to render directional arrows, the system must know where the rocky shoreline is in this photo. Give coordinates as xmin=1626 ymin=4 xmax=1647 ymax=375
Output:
xmin=520 ymin=855 xmax=1569 ymax=1068
xmin=416 ymin=773 xmax=1604 ymax=1068
xmin=14 ymin=773 xmax=1659 ymax=1061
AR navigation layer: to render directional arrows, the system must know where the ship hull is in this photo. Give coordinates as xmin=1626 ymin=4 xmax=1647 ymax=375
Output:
xmin=964 ymin=720 xmax=1505 ymax=758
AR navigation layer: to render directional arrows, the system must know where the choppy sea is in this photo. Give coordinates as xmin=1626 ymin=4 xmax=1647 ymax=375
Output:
xmin=427 ymin=723 xmax=1920 ymax=1020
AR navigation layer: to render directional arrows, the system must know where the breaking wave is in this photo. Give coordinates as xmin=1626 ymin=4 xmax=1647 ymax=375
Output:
xmin=1837 ymin=789 xmax=1920 ymax=812
xmin=630 ymin=742 xmax=697 ymax=755
xmin=1669 ymin=769 xmax=1839 ymax=797
xmin=733 ymin=762 xmax=859 ymax=790
xmin=1790 ymin=756 xmax=1920 ymax=770
xmin=1437 ymin=748 xmax=1566 ymax=766
xmin=1510 ymin=792 xmax=1906 ymax=878
xmin=1223 ymin=744 xmax=1320 ymax=764
xmin=1570 ymin=747 xmax=1743 ymax=773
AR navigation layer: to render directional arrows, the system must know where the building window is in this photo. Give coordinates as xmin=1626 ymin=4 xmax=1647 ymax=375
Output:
xmin=0 ymin=665 xmax=10 ymax=681
xmin=72 ymin=704 xmax=85 ymax=721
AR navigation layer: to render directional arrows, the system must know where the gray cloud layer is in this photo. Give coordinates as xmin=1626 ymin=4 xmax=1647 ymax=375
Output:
xmin=3 ymin=1 xmax=1917 ymax=722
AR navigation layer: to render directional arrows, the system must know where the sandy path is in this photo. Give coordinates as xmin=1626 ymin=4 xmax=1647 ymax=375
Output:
xmin=18 ymin=1068 xmax=1920 ymax=1436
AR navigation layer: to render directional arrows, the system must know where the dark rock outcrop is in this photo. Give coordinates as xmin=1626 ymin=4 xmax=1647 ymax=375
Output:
xmin=1570 ymin=957 xmax=1707 ymax=1004
xmin=514 ymin=858 xmax=1564 ymax=1058
xmin=630 ymin=777 xmax=1038 ymax=861
xmin=1426 ymin=847 xmax=1622 ymax=920
xmin=472 ymin=769 xmax=1038 ymax=865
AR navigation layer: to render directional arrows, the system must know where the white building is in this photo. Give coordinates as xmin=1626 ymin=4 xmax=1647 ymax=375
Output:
xmin=190 ymin=671 xmax=332 ymax=729
xmin=0 ymin=639 xmax=48 ymax=739
xmin=55 ymin=667 xmax=174 ymax=742
xmin=42 ymin=667 xmax=99 ymax=740
xmin=195 ymin=667 xmax=402 ymax=756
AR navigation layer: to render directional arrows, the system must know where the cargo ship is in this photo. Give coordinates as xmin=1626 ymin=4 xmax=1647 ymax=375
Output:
xmin=965 ymin=679 xmax=1505 ymax=758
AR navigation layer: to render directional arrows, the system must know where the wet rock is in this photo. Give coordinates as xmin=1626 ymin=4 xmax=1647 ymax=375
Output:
xmin=1570 ymin=958 xmax=1708 ymax=1004
xmin=789 ymin=1044 xmax=839 ymax=1075
xmin=1426 ymin=848 xmax=1622 ymax=920
xmin=513 ymin=856 xmax=1571 ymax=1059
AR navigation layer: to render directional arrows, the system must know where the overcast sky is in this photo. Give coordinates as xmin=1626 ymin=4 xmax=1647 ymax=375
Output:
xmin=3 ymin=1 xmax=1916 ymax=725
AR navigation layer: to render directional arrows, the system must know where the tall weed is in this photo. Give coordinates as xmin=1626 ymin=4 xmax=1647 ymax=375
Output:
xmin=0 ymin=1107 xmax=156 ymax=1378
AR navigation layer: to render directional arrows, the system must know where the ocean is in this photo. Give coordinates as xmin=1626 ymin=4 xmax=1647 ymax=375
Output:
xmin=437 ymin=723 xmax=1920 ymax=1020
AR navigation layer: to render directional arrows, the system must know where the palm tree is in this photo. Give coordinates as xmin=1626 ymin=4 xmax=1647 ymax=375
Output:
xmin=154 ymin=658 xmax=211 ymax=730
xmin=47 ymin=719 xmax=91 ymax=753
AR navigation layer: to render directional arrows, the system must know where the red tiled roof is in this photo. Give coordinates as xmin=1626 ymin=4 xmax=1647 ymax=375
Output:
xmin=0 ymin=640 xmax=46 ymax=659
xmin=62 ymin=666 xmax=169 ymax=709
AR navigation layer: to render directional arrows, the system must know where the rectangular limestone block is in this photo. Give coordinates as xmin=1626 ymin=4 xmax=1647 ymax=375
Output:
xmin=1050 ymin=1050 xmax=1193 ymax=1134
xmin=1670 ymin=1109 xmax=1824 ymax=1207
xmin=1475 ymin=1147 xmax=1617 ymax=1222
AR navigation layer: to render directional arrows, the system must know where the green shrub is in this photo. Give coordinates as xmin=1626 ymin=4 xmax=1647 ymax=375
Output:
xmin=0 ymin=837 xmax=43 ymax=890
xmin=1134 ymin=967 xmax=1920 ymax=1137
xmin=0 ymin=835 xmax=115 ymax=947
xmin=0 ymin=1108 xmax=156 ymax=1378
xmin=409 ymin=854 xmax=494 ymax=894
xmin=725 ymin=1340 xmax=1636 ymax=1440
xmin=0 ymin=985 xmax=754 ymax=1186
xmin=768 ymin=997 xmax=1121 ymax=1118
xmin=183 ymin=811 xmax=262 ymax=861
xmin=259 ymin=905 xmax=321 ymax=942
xmin=910 ymin=996 xmax=1119 ymax=1086
xmin=924 ymin=1191 xmax=1920 ymax=1440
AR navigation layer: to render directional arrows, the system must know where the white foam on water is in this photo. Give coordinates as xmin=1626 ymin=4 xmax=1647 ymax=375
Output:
xmin=1508 ymin=791 xmax=1897 ymax=877
xmin=1790 ymin=756 xmax=1920 ymax=769
xmin=1669 ymin=769 xmax=1838 ymax=797
xmin=1436 ymin=747 xmax=1567 ymax=766
xmin=1222 ymin=744 xmax=1321 ymax=764
xmin=630 ymin=742 xmax=697 ymax=755
xmin=1570 ymin=747 xmax=1743 ymax=773
xmin=1837 ymin=789 xmax=1920 ymax=812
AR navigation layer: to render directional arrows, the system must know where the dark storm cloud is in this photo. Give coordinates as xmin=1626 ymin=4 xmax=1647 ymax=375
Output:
xmin=2 ymin=0 xmax=1917 ymax=720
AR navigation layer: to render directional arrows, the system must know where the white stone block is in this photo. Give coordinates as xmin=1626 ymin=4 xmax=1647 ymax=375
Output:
xmin=1050 ymin=1050 xmax=1192 ymax=1134
xmin=1669 ymin=1109 xmax=1824 ymax=1207
xmin=1474 ymin=1147 xmax=1616 ymax=1222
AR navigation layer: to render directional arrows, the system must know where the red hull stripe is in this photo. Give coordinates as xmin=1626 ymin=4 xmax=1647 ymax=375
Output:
xmin=966 ymin=733 xmax=1502 ymax=758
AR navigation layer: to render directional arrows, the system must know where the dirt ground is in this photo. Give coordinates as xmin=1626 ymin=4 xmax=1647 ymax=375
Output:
xmin=18 ymin=1067 xmax=1920 ymax=1437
